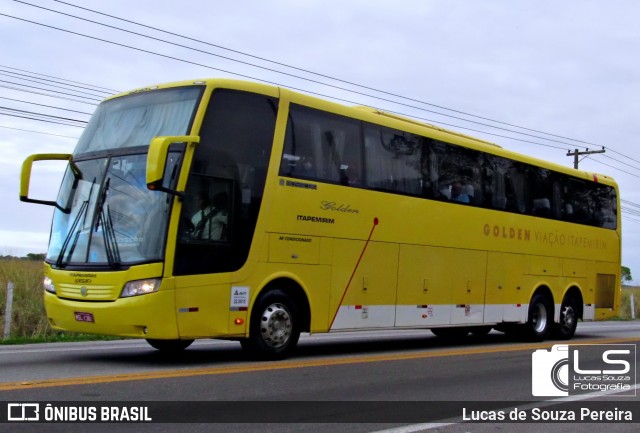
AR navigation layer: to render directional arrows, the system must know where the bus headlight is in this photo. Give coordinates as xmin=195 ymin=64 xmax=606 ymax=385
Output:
xmin=43 ymin=276 xmax=56 ymax=294
xmin=120 ymin=278 xmax=161 ymax=298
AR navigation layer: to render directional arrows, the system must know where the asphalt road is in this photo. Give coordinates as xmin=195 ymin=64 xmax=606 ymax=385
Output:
xmin=0 ymin=321 xmax=638 ymax=433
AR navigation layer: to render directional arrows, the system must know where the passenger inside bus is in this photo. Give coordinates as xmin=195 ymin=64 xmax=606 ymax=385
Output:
xmin=450 ymin=181 xmax=470 ymax=203
xmin=191 ymin=192 xmax=228 ymax=241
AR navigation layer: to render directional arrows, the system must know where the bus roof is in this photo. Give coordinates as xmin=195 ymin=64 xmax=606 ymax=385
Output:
xmin=352 ymin=105 xmax=502 ymax=148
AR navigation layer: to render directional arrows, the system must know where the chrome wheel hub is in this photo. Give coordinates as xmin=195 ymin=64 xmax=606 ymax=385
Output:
xmin=532 ymin=303 xmax=548 ymax=333
xmin=561 ymin=305 xmax=575 ymax=330
xmin=260 ymin=303 xmax=292 ymax=348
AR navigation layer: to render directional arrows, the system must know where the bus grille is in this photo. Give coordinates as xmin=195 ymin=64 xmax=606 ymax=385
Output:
xmin=57 ymin=284 xmax=120 ymax=301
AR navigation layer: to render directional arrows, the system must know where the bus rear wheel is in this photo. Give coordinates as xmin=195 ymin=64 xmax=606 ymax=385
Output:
xmin=553 ymin=297 xmax=578 ymax=340
xmin=146 ymin=338 xmax=194 ymax=352
xmin=240 ymin=290 xmax=300 ymax=360
xmin=525 ymin=293 xmax=553 ymax=340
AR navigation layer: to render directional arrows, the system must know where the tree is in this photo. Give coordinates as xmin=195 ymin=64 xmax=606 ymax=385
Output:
xmin=622 ymin=266 xmax=633 ymax=285
xmin=25 ymin=253 xmax=46 ymax=261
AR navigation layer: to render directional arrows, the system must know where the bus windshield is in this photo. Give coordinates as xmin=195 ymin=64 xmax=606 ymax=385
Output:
xmin=48 ymin=152 xmax=182 ymax=267
xmin=75 ymin=86 xmax=203 ymax=154
xmin=46 ymin=86 xmax=203 ymax=267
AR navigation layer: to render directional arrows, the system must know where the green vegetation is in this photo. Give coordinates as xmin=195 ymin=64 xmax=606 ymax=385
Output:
xmin=0 ymin=256 xmax=116 ymax=343
xmin=618 ymin=287 xmax=640 ymax=320
xmin=622 ymin=266 xmax=633 ymax=285
xmin=1 ymin=333 xmax=118 ymax=345
xmin=0 ymin=258 xmax=50 ymax=339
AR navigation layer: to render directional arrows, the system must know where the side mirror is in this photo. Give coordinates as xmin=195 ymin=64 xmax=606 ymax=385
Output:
xmin=20 ymin=153 xmax=75 ymax=212
xmin=146 ymin=135 xmax=199 ymax=198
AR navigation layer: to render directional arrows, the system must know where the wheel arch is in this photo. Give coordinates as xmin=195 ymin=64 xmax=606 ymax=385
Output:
xmin=530 ymin=284 xmax=555 ymax=316
xmin=252 ymin=274 xmax=311 ymax=333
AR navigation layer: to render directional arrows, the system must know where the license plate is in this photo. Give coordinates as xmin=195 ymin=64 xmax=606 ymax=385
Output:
xmin=74 ymin=312 xmax=94 ymax=323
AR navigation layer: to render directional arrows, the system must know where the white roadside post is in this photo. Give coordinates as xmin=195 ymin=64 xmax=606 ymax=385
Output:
xmin=3 ymin=281 xmax=14 ymax=340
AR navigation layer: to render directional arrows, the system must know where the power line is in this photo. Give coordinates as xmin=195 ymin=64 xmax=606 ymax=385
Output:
xmin=48 ymin=0 xmax=621 ymax=150
xmin=0 ymin=68 xmax=112 ymax=96
xmin=5 ymin=1 xmax=611 ymax=152
xmin=605 ymin=147 xmax=640 ymax=167
xmin=0 ymin=78 xmax=102 ymax=101
xmin=0 ymin=10 xmax=582 ymax=154
xmin=622 ymin=206 xmax=640 ymax=215
xmin=46 ymin=0 xmax=640 ymax=168
xmin=4 ymin=3 xmax=640 ymax=179
xmin=623 ymin=211 xmax=640 ymax=219
xmin=0 ymin=83 xmax=98 ymax=105
xmin=0 ymin=96 xmax=93 ymax=115
xmin=587 ymin=158 xmax=640 ymax=179
xmin=0 ymin=63 xmax=119 ymax=93
xmin=601 ymin=154 xmax=640 ymax=174
xmin=622 ymin=199 xmax=640 ymax=209
xmin=0 ymin=106 xmax=87 ymax=124
xmin=0 ymin=111 xmax=85 ymax=127
xmin=384 ymin=111 xmax=568 ymax=151
xmin=0 ymin=124 xmax=78 ymax=139
xmin=0 ymin=75 xmax=105 ymax=99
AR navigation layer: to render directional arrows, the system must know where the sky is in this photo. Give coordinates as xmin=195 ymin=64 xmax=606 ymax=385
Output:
xmin=1 ymin=0 xmax=639 ymax=280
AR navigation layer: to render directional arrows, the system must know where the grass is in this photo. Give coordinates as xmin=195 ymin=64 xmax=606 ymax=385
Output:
xmin=619 ymin=286 xmax=640 ymax=320
xmin=0 ymin=258 xmax=117 ymax=343
xmin=0 ymin=258 xmax=51 ymax=339
xmin=1 ymin=333 xmax=119 ymax=345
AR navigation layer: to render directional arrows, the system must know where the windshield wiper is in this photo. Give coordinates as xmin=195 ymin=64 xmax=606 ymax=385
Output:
xmin=94 ymin=177 xmax=121 ymax=269
xmin=99 ymin=204 xmax=121 ymax=268
xmin=55 ymin=178 xmax=97 ymax=268
xmin=55 ymin=200 xmax=88 ymax=268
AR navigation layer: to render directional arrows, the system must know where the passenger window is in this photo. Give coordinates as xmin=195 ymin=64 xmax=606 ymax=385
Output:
xmin=281 ymin=105 xmax=362 ymax=186
xmin=433 ymin=140 xmax=479 ymax=204
xmin=363 ymin=126 xmax=425 ymax=195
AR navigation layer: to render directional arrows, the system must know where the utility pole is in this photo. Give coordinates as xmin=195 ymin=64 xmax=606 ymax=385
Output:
xmin=566 ymin=147 xmax=605 ymax=169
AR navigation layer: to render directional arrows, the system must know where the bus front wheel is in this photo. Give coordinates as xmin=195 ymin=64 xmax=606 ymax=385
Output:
xmin=241 ymin=290 xmax=301 ymax=360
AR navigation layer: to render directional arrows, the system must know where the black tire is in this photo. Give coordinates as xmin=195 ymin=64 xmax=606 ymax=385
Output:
xmin=240 ymin=290 xmax=300 ymax=360
xmin=525 ymin=293 xmax=553 ymax=340
xmin=431 ymin=327 xmax=469 ymax=339
xmin=146 ymin=338 xmax=194 ymax=352
xmin=553 ymin=296 xmax=578 ymax=340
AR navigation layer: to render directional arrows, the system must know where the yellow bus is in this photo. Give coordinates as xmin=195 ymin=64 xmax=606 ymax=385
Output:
xmin=20 ymin=78 xmax=620 ymax=358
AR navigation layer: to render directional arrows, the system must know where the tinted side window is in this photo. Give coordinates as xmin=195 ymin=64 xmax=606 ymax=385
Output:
xmin=561 ymin=178 xmax=617 ymax=228
xmin=432 ymin=140 xmax=479 ymax=204
xmin=278 ymin=103 xmax=617 ymax=230
xmin=175 ymin=90 xmax=278 ymax=275
xmin=281 ymin=105 xmax=362 ymax=186
xmin=363 ymin=125 xmax=429 ymax=195
xmin=592 ymin=184 xmax=617 ymax=228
